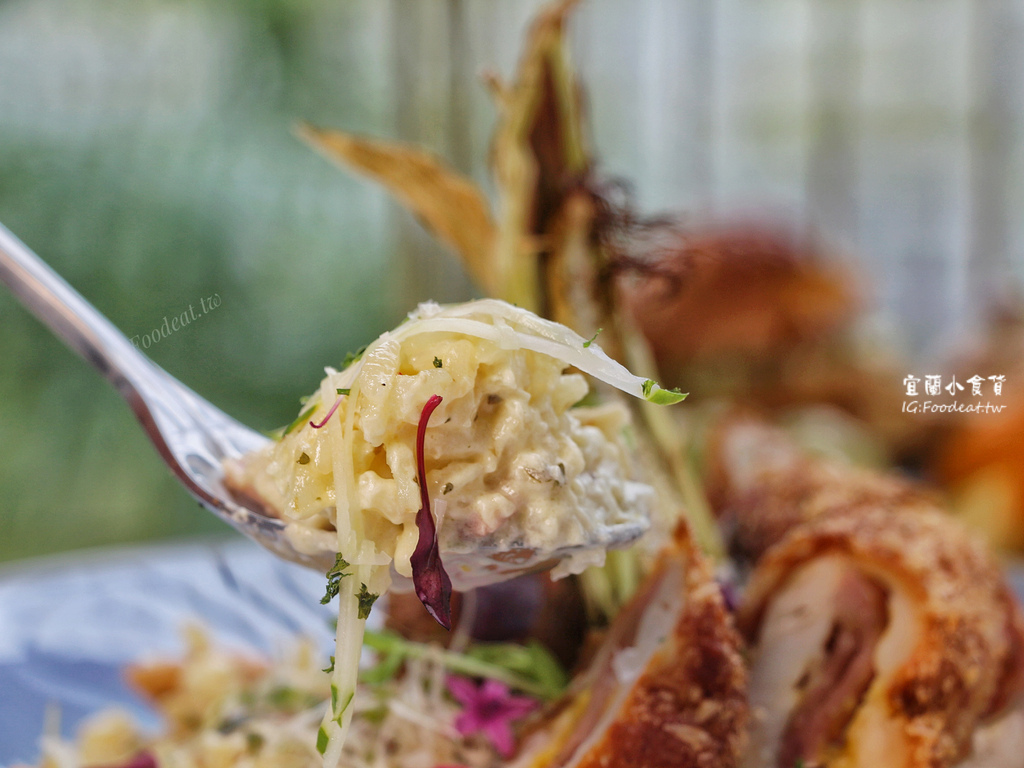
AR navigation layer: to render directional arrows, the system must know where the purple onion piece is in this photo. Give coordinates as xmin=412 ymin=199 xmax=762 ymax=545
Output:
xmin=410 ymin=394 xmax=453 ymax=629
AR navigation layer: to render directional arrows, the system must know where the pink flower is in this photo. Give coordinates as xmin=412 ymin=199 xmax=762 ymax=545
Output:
xmin=446 ymin=675 xmax=538 ymax=758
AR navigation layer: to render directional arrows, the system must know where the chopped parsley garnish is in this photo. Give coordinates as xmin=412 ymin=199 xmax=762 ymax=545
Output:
xmin=337 ymin=388 xmax=350 ymax=396
xmin=245 ymin=732 xmax=264 ymax=753
xmin=297 ymin=452 xmax=310 ymax=465
xmin=316 ymin=726 xmax=329 ymax=755
xmin=320 ymin=553 xmax=351 ymax=605
xmin=583 ymin=328 xmax=603 ymax=348
xmin=433 ymin=356 xmax=443 ymax=368
xmin=357 ymin=583 xmax=379 ymax=620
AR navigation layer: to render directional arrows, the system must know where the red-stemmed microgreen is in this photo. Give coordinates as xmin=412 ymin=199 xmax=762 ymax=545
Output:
xmin=410 ymin=394 xmax=453 ymax=629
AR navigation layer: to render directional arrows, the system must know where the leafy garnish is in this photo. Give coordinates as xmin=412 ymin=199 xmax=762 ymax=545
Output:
xmin=320 ymin=553 xmax=351 ymax=605
xmin=322 ymin=655 xmax=335 ymax=674
xmin=316 ymin=726 xmax=329 ymax=755
xmin=357 ymin=583 xmax=379 ymax=620
xmin=410 ymin=394 xmax=453 ymax=629
xmin=582 ymin=328 xmax=602 ymax=348
xmin=433 ymin=356 xmax=443 ymax=368
xmin=361 ymin=629 xmax=568 ymax=700
xmin=337 ymin=388 xmax=350 ymax=396
xmin=341 ymin=344 xmax=368 ymax=369
xmin=640 ymin=378 xmax=687 ymax=404
xmin=648 ymin=387 xmax=687 ymax=405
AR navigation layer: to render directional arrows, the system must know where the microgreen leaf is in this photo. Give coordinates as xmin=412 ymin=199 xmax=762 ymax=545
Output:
xmin=641 ymin=379 xmax=687 ymax=405
xmin=410 ymin=394 xmax=453 ymax=629
xmin=647 ymin=387 xmax=687 ymax=405
xmin=341 ymin=345 xmax=368 ymax=369
xmin=433 ymin=356 xmax=443 ymax=368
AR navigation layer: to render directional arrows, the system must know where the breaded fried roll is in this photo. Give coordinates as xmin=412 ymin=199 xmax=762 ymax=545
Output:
xmin=738 ymin=506 xmax=1021 ymax=768
xmin=512 ymin=523 xmax=748 ymax=768
xmin=706 ymin=416 xmax=934 ymax=564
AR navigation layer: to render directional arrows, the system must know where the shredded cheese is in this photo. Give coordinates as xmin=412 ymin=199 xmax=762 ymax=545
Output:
xmin=225 ymin=299 xmax=677 ymax=765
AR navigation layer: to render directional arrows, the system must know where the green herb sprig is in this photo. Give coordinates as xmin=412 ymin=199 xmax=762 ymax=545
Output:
xmin=360 ymin=629 xmax=568 ymax=700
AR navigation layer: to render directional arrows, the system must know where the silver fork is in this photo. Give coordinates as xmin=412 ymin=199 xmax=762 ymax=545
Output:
xmin=0 ymin=222 xmax=649 ymax=586
xmin=0 ymin=221 xmax=330 ymax=570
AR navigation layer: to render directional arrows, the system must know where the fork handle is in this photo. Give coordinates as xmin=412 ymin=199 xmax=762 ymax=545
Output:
xmin=0 ymin=221 xmax=159 ymax=399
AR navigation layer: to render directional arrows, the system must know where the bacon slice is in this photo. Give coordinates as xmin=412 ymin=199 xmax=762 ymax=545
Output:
xmin=511 ymin=523 xmax=748 ymax=768
xmin=775 ymin=567 xmax=888 ymax=767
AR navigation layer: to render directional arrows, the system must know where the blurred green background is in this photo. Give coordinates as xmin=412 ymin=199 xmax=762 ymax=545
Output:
xmin=2 ymin=0 xmax=1022 ymax=563
xmin=0 ymin=0 xmax=491 ymax=562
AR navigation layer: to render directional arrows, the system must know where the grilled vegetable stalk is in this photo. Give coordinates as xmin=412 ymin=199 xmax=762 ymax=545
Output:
xmin=738 ymin=505 xmax=1024 ymax=768
xmin=510 ymin=522 xmax=748 ymax=768
xmin=297 ymin=0 xmax=726 ymax=563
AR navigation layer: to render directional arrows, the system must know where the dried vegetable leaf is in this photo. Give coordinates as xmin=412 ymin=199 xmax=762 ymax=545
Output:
xmin=489 ymin=0 xmax=589 ymax=313
xmin=296 ymin=123 xmax=499 ymax=297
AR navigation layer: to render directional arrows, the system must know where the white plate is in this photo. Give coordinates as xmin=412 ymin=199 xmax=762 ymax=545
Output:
xmin=2 ymin=538 xmax=1023 ymax=766
xmin=0 ymin=536 xmax=334 ymax=765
